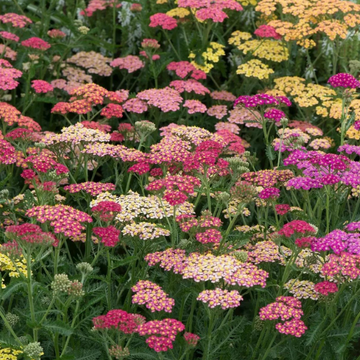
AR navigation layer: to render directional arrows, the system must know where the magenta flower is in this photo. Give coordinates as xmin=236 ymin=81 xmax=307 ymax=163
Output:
xmin=328 ymin=73 xmax=360 ymax=88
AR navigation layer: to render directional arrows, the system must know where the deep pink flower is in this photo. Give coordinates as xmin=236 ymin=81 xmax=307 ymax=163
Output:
xmin=149 ymin=13 xmax=178 ymax=30
xmin=21 ymin=37 xmax=51 ymax=50
xmin=328 ymin=73 xmax=360 ymax=88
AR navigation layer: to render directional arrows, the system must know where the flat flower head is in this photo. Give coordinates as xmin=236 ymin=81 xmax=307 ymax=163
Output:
xmin=328 ymin=73 xmax=360 ymax=89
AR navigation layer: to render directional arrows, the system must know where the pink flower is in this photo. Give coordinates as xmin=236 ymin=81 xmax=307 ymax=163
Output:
xmin=93 ymin=309 xmax=145 ymax=333
xmin=314 ymin=281 xmax=338 ymax=296
xmin=47 ymin=29 xmax=66 ymax=38
xmin=197 ymin=289 xmax=243 ymax=309
xmin=110 ymin=55 xmax=144 ymax=73
xmin=183 ymin=100 xmax=207 ymax=114
xmin=149 ymin=13 xmax=178 ymax=30
xmin=264 ymin=108 xmax=286 ymax=122
xmin=21 ymin=37 xmax=51 ymax=50
xmin=328 ymin=73 xmax=360 ymax=88
xmin=31 ymin=80 xmax=53 ymax=93
xmin=0 ymin=31 xmax=19 ymax=42
xmin=132 ymin=280 xmax=175 ymax=312
xmin=0 ymin=13 xmax=32 ymax=28
xmin=278 ymin=220 xmax=316 ymax=238
xmin=258 ymin=187 xmax=280 ymax=200
xmin=93 ymin=226 xmax=121 ymax=247
xmin=275 ymin=204 xmax=290 ymax=215
xmin=254 ymin=25 xmax=282 ymax=39
xmin=100 ymin=103 xmax=124 ymax=118
xmin=184 ymin=332 xmax=200 ymax=347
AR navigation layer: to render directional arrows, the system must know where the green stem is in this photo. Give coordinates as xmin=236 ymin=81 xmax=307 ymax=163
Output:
xmin=27 ymin=252 xmax=38 ymax=341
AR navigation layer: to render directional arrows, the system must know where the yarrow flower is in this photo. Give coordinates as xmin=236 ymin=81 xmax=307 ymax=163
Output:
xmin=132 ymin=280 xmax=175 ymax=312
xmin=110 ymin=55 xmax=144 ymax=73
xmin=122 ymin=222 xmax=171 ymax=240
xmin=314 ymin=281 xmax=338 ymax=296
xmin=31 ymin=80 xmax=54 ymax=93
xmin=275 ymin=204 xmax=290 ymax=215
xmin=5 ymin=223 xmax=58 ymax=248
xmin=278 ymin=220 xmax=317 ymax=238
xmin=259 ymin=296 xmax=307 ymax=337
xmin=264 ymin=108 xmax=286 ymax=122
xmin=234 ymin=94 xmax=291 ymax=108
xmin=93 ymin=226 xmax=120 ymax=247
xmin=0 ymin=13 xmax=32 ymax=28
xmin=149 ymin=13 xmax=178 ymax=30
xmin=183 ymin=332 xmax=200 ymax=347
xmin=328 ymin=73 xmax=360 ymax=89
xmin=0 ymin=31 xmax=19 ymax=42
xmin=195 ymin=229 xmax=222 ymax=244
xmin=93 ymin=309 xmax=145 ymax=333
xmin=137 ymin=319 xmax=185 ymax=352
xmin=25 ymin=205 xmax=92 ymax=237
xmin=21 ymin=37 xmax=51 ymax=50
xmin=197 ymin=289 xmax=243 ymax=309
xmin=47 ymin=29 xmax=66 ymax=38
xmin=254 ymin=25 xmax=282 ymax=39
xmin=63 ymin=182 xmax=115 ymax=196
xmin=258 ymin=187 xmax=280 ymax=200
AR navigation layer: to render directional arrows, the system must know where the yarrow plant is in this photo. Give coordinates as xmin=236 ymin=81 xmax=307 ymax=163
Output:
xmin=1 ymin=1 xmax=360 ymax=359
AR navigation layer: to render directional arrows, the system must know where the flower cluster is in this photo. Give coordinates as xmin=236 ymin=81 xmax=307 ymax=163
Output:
xmin=63 ymin=182 xmax=115 ymax=196
xmin=284 ymin=279 xmax=319 ymax=300
xmin=314 ymin=281 xmax=338 ymax=296
xmin=122 ymin=222 xmax=170 ymax=240
xmin=93 ymin=226 xmax=120 ymax=247
xmin=146 ymin=175 xmax=201 ymax=206
xmin=5 ymin=224 xmax=58 ymax=248
xmin=91 ymin=201 xmax=122 ymax=222
xmin=26 ymin=205 xmax=92 ymax=237
xmin=278 ymin=220 xmax=317 ymax=238
xmin=91 ymin=191 xmax=194 ymax=222
xmin=197 ymin=289 xmax=243 ymax=309
xmin=132 ymin=280 xmax=175 ymax=312
xmin=328 ymin=73 xmax=360 ymax=89
xmin=259 ymin=296 xmax=307 ymax=337
xmin=93 ymin=309 xmax=145 ymax=333
xmin=137 ymin=319 xmax=185 ymax=352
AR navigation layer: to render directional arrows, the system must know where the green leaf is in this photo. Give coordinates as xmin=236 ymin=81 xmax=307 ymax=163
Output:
xmin=266 ymin=145 xmax=276 ymax=161
xmin=43 ymin=321 xmax=74 ymax=336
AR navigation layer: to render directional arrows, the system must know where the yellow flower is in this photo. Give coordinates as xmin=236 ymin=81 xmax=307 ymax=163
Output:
xmin=236 ymin=59 xmax=274 ymax=79
xmin=0 ymin=348 xmax=23 ymax=360
xmin=238 ymin=39 xmax=289 ymax=62
xmin=166 ymin=7 xmax=190 ymax=18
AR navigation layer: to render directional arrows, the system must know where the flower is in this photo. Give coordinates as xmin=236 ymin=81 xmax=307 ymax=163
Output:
xmin=278 ymin=220 xmax=317 ymax=238
xmin=93 ymin=226 xmax=120 ymax=247
xmin=31 ymin=80 xmax=53 ymax=93
xmin=110 ymin=55 xmax=144 ymax=73
xmin=0 ymin=13 xmax=32 ymax=28
xmin=184 ymin=332 xmax=200 ymax=347
xmin=63 ymin=182 xmax=115 ymax=196
xmin=25 ymin=205 xmax=93 ymax=237
xmin=328 ymin=73 xmax=360 ymax=88
xmin=93 ymin=309 xmax=145 ymax=333
xmin=259 ymin=296 xmax=307 ymax=337
xmin=149 ymin=13 xmax=178 ymax=30
xmin=137 ymin=319 xmax=185 ymax=352
xmin=0 ymin=31 xmax=19 ymax=42
xmin=258 ymin=187 xmax=280 ymax=200
xmin=314 ymin=281 xmax=338 ymax=296
xmin=254 ymin=25 xmax=281 ymax=39
xmin=21 ymin=37 xmax=51 ymax=50
xmin=236 ymin=59 xmax=274 ymax=80
xmin=132 ymin=280 xmax=175 ymax=312
xmin=47 ymin=29 xmax=66 ymax=38
xmin=197 ymin=289 xmax=243 ymax=309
